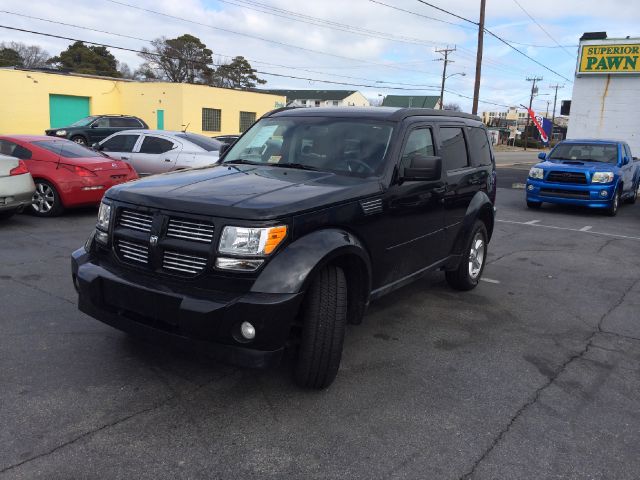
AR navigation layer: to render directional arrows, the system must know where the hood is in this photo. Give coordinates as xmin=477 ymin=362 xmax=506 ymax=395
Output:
xmin=537 ymin=160 xmax=617 ymax=173
xmin=106 ymin=164 xmax=381 ymax=219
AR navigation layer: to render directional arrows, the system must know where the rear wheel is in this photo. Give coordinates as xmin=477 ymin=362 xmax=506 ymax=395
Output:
xmin=294 ymin=265 xmax=347 ymax=389
xmin=446 ymin=220 xmax=488 ymax=291
xmin=606 ymin=188 xmax=620 ymax=216
xmin=526 ymin=200 xmax=542 ymax=209
xmin=71 ymin=135 xmax=87 ymax=145
xmin=626 ymin=183 xmax=638 ymax=204
xmin=31 ymin=180 xmax=64 ymax=217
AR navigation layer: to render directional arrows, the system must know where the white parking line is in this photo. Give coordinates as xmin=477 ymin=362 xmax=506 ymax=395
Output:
xmin=480 ymin=278 xmax=501 ymax=284
xmin=579 ymin=226 xmax=593 ymax=232
xmin=524 ymin=219 xmax=541 ymax=225
xmin=497 ymin=219 xmax=640 ymax=241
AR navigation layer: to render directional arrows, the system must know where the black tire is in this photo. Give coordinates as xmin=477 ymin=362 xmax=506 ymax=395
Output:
xmin=0 ymin=209 xmax=17 ymax=220
xmin=605 ymin=188 xmax=620 ymax=216
xmin=527 ymin=200 xmax=542 ymax=209
xmin=294 ymin=265 xmax=347 ymax=389
xmin=71 ymin=135 xmax=87 ymax=145
xmin=30 ymin=179 xmax=64 ymax=217
xmin=446 ymin=220 xmax=488 ymax=291
xmin=625 ymin=183 xmax=638 ymax=204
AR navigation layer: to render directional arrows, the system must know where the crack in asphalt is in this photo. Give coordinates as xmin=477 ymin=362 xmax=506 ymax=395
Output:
xmin=458 ymin=277 xmax=640 ymax=480
xmin=4 ymin=276 xmax=75 ymax=306
xmin=0 ymin=369 xmax=239 ymax=475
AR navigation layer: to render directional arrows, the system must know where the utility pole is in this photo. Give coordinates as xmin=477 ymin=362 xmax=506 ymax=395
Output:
xmin=435 ymin=46 xmax=456 ymax=110
xmin=523 ymin=76 xmax=543 ymax=151
xmin=545 ymin=100 xmax=551 ymax=117
xmin=472 ymin=0 xmax=486 ymax=115
xmin=549 ymin=83 xmax=564 ymax=127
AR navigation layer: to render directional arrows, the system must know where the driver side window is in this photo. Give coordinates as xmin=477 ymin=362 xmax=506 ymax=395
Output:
xmin=400 ymin=128 xmax=434 ymax=174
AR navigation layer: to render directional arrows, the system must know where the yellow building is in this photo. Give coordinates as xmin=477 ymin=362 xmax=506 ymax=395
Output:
xmin=0 ymin=68 xmax=286 ymax=136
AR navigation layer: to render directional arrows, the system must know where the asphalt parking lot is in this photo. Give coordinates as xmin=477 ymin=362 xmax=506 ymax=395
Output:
xmin=2 ymin=161 xmax=640 ymax=479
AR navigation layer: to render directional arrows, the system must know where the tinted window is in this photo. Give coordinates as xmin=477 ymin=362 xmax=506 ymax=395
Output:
xmin=440 ymin=127 xmax=469 ymax=170
xmin=109 ymin=117 xmax=140 ymax=127
xmin=468 ymin=127 xmax=493 ymax=166
xmin=34 ymin=141 xmax=102 ymax=158
xmin=140 ymin=136 xmax=175 ymax=154
xmin=0 ymin=140 xmax=32 ymax=159
xmin=175 ymin=133 xmax=221 ymax=152
xmin=549 ymin=143 xmax=618 ymax=164
xmin=400 ymin=128 xmax=435 ymax=173
xmin=70 ymin=116 xmax=98 ymax=127
xmin=94 ymin=117 xmax=110 ymax=128
xmin=101 ymin=134 xmax=139 ymax=152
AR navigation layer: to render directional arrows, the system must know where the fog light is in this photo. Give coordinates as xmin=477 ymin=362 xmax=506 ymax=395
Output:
xmin=95 ymin=230 xmax=109 ymax=245
xmin=600 ymin=190 xmax=608 ymax=198
xmin=527 ymin=184 xmax=534 ymax=191
xmin=240 ymin=321 xmax=256 ymax=340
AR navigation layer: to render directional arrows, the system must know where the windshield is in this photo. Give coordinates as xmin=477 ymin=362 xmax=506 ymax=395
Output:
xmin=223 ymin=117 xmax=395 ymax=177
xmin=175 ymin=133 xmax=222 ymax=152
xmin=549 ymin=143 xmax=619 ymax=164
xmin=34 ymin=140 xmax=103 ymax=158
xmin=69 ymin=116 xmax=99 ymax=127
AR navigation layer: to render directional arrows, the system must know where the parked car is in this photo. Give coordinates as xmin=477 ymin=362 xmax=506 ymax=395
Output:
xmin=213 ymin=134 xmax=240 ymax=145
xmin=72 ymin=107 xmax=497 ymax=389
xmin=526 ymin=139 xmax=640 ymax=216
xmin=0 ymin=154 xmax=35 ymax=219
xmin=0 ymin=136 xmax=138 ymax=217
xmin=96 ymin=130 xmax=222 ymax=176
xmin=45 ymin=115 xmax=148 ymax=145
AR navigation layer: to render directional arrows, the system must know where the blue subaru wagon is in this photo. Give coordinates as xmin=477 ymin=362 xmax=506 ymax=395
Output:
xmin=526 ymin=139 xmax=640 ymax=216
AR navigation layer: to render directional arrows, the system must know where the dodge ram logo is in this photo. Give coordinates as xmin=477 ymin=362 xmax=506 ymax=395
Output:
xmin=149 ymin=235 xmax=158 ymax=247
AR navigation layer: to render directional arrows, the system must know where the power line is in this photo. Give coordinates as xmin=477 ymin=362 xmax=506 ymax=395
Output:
xmin=512 ymin=0 xmax=574 ymax=57
xmin=367 ymin=0 xmax=476 ymax=30
xmin=415 ymin=0 xmax=477 ymax=25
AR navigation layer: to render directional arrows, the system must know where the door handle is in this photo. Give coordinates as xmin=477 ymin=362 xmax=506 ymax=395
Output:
xmin=164 ymin=158 xmax=171 ymax=162
xmin=120 ymin=156 xmax=129 ymax=160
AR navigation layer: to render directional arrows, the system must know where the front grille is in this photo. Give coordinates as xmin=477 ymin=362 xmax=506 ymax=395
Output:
xmin=540 ymin=188 xmax=590 ymax=199
xmin=116 ymin=239 xmax=149 ymax=264
xmin=546 ymin=171 xmax=587 ymax=184
xmin=119 ymin=209 xmax=153 ymax=232
xmin=166 ymin=218 xmax=214 ymax=243
xmin=163 ymin=250 xmax=208 ymax=275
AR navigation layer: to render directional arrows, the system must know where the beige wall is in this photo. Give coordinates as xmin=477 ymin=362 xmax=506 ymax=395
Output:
xmin=343 ymin=91 xmax=370 ymax=107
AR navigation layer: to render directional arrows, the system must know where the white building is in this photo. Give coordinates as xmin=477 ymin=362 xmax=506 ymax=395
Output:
xmin=260 ymin=90 xmax=370 ymax=108
xmin=567 ymin=32 xmax=640 ymax=153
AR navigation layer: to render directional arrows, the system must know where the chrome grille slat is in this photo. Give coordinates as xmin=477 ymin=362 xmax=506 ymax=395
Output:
xmin=116 ymin=239 xmax=148 ymax=264
xmin=119 ymin=209 xmax=153 ymax=233
xmin=167 ymin=218 xmax=214 ymax=243
xmin=163 ymin=250 xmax=208 ymax=275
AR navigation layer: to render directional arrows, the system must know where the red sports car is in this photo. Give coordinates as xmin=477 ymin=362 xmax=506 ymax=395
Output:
xmin=0 ymin=135 xmax=138 ymax=216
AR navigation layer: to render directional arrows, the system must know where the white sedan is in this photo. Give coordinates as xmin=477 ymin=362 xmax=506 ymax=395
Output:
xmin=96 ymin=130 xmax=221 ymax=176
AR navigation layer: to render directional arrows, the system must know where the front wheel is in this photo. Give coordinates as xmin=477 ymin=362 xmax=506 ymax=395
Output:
xmin=606 ymin=188 xmax=620 ymax=216
xmin=31 ymin=180 xmax=64 ymax=217
xmin=446 ymin=220 xmax=488 ymax=291
xmin=71 ymin=136 xmax=87 ymax=145
xmin=294 ymin=265 xmax=347 ymax=389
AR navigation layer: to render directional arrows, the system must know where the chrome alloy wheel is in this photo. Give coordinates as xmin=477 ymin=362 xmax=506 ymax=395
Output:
xmin=32 ymin=183 xmax=55 ymax=213
xmin=468 ymin=232 xmax=486 ymax=279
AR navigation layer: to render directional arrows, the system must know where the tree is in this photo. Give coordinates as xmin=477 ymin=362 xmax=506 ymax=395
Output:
xmin=210 ymin=56 xmax=266 ymax=89
xmin=118 ymin=62 xmax=134 ymax=79
xmin=47 ymin=41 xmax=120 ymax=77
xmin=443 ymin=103 xmax=462 ymax=112
xmin=133 ymin=62 xmax=158 ymax=81
xmin=0 ymin=47 xmax=23 ymax=67
xmin=0 ymin=42 xmax=49 ymax=68
xmin=138 ymin=34 xmax=213 ymax=83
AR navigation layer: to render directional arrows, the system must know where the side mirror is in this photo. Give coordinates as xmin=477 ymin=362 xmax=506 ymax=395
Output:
xmin=90 ymin=124 xmax=98 ymax=129
xmin=219 ymin=143 xmax=231 ymax=157
xmin=538 ymin=152 xmax=546 ymax=160
xmin=402 ymin=155 xmax=441 ymax=181
xmin=622 ymin=156 xmax=630 ymax=166
xmin=634 ymin=157 xmax=638 ymax=161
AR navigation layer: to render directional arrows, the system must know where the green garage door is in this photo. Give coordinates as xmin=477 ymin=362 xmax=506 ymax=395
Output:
xmin=49 ymin=94 xmax=90 ymax=128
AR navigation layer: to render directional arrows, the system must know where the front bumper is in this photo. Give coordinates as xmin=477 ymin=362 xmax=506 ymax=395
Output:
xmin=525 ymin=179 xmax=616 ymax=208
xmin=72 ymin=247 xmax=303 ymax=368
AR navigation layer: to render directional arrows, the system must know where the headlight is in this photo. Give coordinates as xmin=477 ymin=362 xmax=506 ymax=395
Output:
xmin=55 ymin=130 xmax=67 ymax=136
xmin=218 ymin=225 xmax=287 ymax=256
xmin=528 ymin=167 xmax=544 ymax=180
xmin=592 ymin=172 xmax=614 ymax=183
xmin=96 ymin=202 xmax=111 ymax=231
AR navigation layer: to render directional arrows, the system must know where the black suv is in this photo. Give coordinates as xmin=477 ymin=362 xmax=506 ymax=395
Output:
xmin=72 ymin=107 xmax=496 ymax=389
xmin=46 ymin=115 xmax=148 ymax=145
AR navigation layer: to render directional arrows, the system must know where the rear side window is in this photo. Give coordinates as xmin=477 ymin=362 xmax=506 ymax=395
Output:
xmin=0 ymin=140 xmax=32 ymax=159
xmin=93 ymin=118 xmax=111 ymax=128
xmin=101 ymin=134 xmax=139 ymax=152
xmin=468 ymin=127 xmax=493 ymax=166
xmin=140 ymin=136 xmax=174 ymax=154
xmin=440 ymin=127 xmax=469 ymax=171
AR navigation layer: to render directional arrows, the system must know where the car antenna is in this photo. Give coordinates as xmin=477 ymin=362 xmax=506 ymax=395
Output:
xmin=182 ymin=123 xmax=190 ymax=133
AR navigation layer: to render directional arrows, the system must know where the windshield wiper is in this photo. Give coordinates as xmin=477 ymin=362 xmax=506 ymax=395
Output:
xmin=224 ymin=158 xmax=262 ymax=166
xmin=268 ymin=162 xmax=322 ymax=171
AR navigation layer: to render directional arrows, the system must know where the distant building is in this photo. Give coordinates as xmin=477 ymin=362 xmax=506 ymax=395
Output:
xmin=0 ymin=67 xmax=285 ymax=135
xmin=481 ymin=106 xmax=529 ymax=130
xmin=260 ymin=89 xmax=370 ymax=107
xmin=381 ymin=95 xmax=441 ymax=109
xmin=567 ymin=32 xmax=640 ymax=153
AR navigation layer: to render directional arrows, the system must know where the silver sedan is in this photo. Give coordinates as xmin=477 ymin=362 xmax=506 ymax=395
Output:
xmin=0 ymin=154 xmax=36 ymax=220
xmin=96 ymin=130 xmax=221 ymax=176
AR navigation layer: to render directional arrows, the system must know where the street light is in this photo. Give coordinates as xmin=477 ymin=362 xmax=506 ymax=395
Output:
xmin=441 ymin=72 xmax=466 ymax=109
